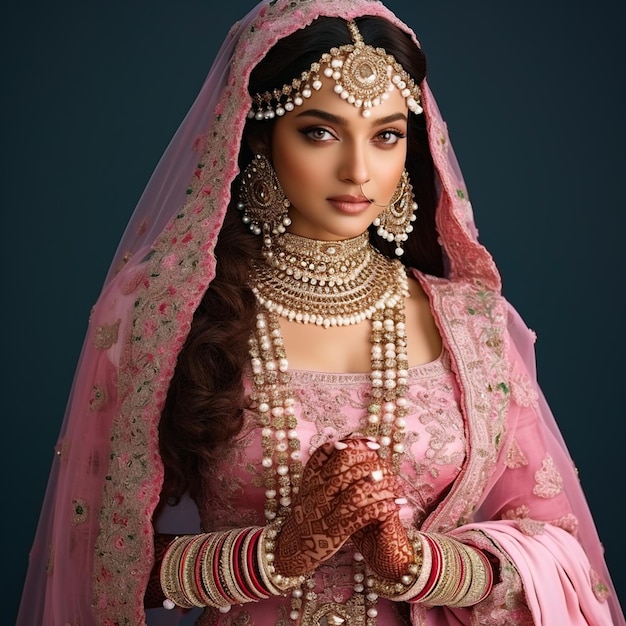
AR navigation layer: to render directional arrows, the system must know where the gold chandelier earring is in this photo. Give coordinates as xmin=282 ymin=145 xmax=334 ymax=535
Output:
xmin=237 ymin=153 xmax=292 ymax=247
xmin=366 ymin=170 xmax=418 ymax=256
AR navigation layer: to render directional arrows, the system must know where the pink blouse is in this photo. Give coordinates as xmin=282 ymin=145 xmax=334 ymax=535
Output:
xmin=196 ymin=350 xmax=465 ymax=625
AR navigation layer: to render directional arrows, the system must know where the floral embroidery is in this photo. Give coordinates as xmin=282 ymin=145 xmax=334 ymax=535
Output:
xmin=89 ymin=385 xmax=107 ymax=412
xmin=502 ymin=505 xmax=545 ymax=535
xmin=505 ymin=438 xmax=528 ymax=469
xmin=550 ymin=512 xmax=579 ymax=535
xmin=417 ymin=279 xmax=511 ymax=532
xmin=590 ymin=568 xmax=611 ymax=602
xmin=516 ymin=517 xmax=545 ymax=535
xmin=510 ymin=370 xmax=538 ymax=408
xmin=93 ymin=319 xmax=121 ymax=350
xmin=72 ymin=498 xmax=89 ymax=525
xmin=533 ymin=454 xmax=563 ymax=498
xmin=454 ymin=529 xmax=533 ymax=625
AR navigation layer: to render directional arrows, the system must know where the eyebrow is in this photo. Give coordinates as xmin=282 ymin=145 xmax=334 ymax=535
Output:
xmin=294 ymin=108 xmax=407 ymax=126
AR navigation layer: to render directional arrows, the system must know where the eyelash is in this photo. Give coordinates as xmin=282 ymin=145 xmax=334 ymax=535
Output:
xmin=299 ymin=126 xmax=406 ymax=145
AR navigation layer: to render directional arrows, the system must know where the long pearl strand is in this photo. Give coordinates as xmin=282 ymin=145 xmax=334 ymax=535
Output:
xmin=248 ymin=242 xmax=409 ymax=625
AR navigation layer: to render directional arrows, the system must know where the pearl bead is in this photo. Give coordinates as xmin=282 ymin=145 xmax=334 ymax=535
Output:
xmin=163 ymin=599 xmax=175 ymax=610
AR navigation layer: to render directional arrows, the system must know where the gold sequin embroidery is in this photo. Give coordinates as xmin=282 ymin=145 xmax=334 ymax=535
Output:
xmin=94 ymin=319 xmax=121 ymax=350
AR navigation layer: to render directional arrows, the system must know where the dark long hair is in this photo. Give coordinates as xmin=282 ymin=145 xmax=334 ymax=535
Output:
xmin=159 ymin=16 xmax=444 ymax=501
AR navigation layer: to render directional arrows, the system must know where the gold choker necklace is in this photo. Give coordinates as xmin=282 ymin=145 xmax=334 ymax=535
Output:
xmin=252 ymin=232 xmax=409 ymax=328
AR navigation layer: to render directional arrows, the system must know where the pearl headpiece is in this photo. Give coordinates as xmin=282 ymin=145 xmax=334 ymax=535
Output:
xmin=248 ymin=20 xmax=423 ymax=120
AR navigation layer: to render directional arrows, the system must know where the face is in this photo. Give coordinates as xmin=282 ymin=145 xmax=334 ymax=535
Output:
xmin=268 ymin=76 xmax=409 ymax=241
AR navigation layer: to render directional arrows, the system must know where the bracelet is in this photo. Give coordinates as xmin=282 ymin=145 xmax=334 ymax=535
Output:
xmin=160 ymin=535 xmax=196 ymax=609
xmin=258 ymin=520 xmax=306 ymax=594
xmin=421 ymin=534 xmax=463 ymax=605
xmin=404 ymin=533 xmax=493 ymax=608
xmin=449 ymin=544 xmax=493 ymax=607
xmin=159 ymin=526 xmax=285 ymax=610
xmin=408 ymin=532 xmax=442 ymax=603
xmin=365 ymin=531 xmax=424 ymax=601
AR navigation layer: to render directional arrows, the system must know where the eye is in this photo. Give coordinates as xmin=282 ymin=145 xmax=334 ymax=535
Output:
xmin=375 ymin=129 xmax=406 ymax=145
xmin=300 ymin=126 xmax=336 ymax=142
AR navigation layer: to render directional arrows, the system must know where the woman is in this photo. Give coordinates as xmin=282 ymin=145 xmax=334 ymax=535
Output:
xmin=17 ymin=0 xmax=624 ymax=625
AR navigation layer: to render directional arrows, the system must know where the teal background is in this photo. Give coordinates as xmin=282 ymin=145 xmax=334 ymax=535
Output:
xmin=3 ymin=1 xmax=623 ymax=622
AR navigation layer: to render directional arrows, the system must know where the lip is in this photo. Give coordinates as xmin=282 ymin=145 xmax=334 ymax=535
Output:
xmin=327 ymin=194 xmax=373 ymax=214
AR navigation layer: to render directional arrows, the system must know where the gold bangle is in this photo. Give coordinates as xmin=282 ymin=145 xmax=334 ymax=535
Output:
xmin=219 ymin=529 xmax=254 ymax=604
xmin=392 ymin=532 xmax=433 ymax=602
xmin=159 ymin=535 xmax=195 ymax=609
xmin=240 ymin=527 xmax=270 ymax=600
xmin=446 ymin=542 xmax=473 ymax=606
xmin=450 ymin=545 xmax=492 ymax=607
xmin=367 ymin=532 xmax=425 ymax=601
xmin=258 ymin=521 xmax=306 ymax=594
xmin=421 ymin=535 xmax=462 ymax=606
xmin=201 ymin=531 xmax=234 ymax=608
xmin=179 ymin=534 xmax=208 ymax=607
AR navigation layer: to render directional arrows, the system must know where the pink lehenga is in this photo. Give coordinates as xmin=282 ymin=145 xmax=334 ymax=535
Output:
xmin=17 ymin=1 xmax=624 ymax=625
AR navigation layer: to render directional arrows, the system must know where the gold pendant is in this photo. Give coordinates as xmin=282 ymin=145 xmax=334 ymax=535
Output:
xmin=300 ymin=598 xmax=368 ymax=626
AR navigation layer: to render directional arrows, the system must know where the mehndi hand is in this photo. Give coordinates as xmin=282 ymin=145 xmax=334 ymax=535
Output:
xmin=273 ymin=437 xmax=401 ymax=576
xmin=351 ymin=511 xmax=416 ymax=580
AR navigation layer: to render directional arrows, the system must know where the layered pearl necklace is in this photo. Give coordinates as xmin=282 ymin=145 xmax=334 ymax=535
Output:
xmin=249 ymin=232 xmax=411 ymax=625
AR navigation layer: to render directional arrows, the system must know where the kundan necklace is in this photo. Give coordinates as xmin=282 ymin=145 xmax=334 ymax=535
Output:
xmin=249 ymin=232 xmax=411 ymax=625
xmin=252 ymin=231 xmax=409 ymax=328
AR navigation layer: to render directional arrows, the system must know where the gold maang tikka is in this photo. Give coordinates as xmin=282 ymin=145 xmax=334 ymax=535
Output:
xmin=248 ymin=20 xmax=423 ymax=120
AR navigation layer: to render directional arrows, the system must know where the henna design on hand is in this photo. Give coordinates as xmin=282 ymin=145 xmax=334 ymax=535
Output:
xmin=352 ymin=512 xmax=416 ymax=580
xmin=273 ymin=438 xmax=401 ymax=576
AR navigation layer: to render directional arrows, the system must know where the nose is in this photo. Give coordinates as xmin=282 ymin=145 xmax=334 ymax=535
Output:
xmin=337 ymin=140 xmax=369 ymax=186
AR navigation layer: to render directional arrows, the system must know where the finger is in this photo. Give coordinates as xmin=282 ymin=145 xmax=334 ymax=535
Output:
xmin=324 ymin=476 xmax=399 ymax=523
xmin=318 ymin=443 xmax=382 ymax=482
xmin=326 ymin=497 xmax=400 ymax=537
xmin=299 ymin=445 xmax=384 ymax=498
xmin=304 ymin=458 xmax=401 ymax=507
xmin=298 ymin=441 xmax=339 ymax=490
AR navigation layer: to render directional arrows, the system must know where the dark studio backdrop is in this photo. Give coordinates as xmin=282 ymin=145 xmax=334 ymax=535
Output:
xmin=2 ymin=1 xmax=624 ymax=622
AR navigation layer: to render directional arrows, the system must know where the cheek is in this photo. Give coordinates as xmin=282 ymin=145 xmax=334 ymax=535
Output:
xmin=377 ymin=151 xmax=406 ymax=192
xmin=273 ymin=143 xmax=326 ymax=196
